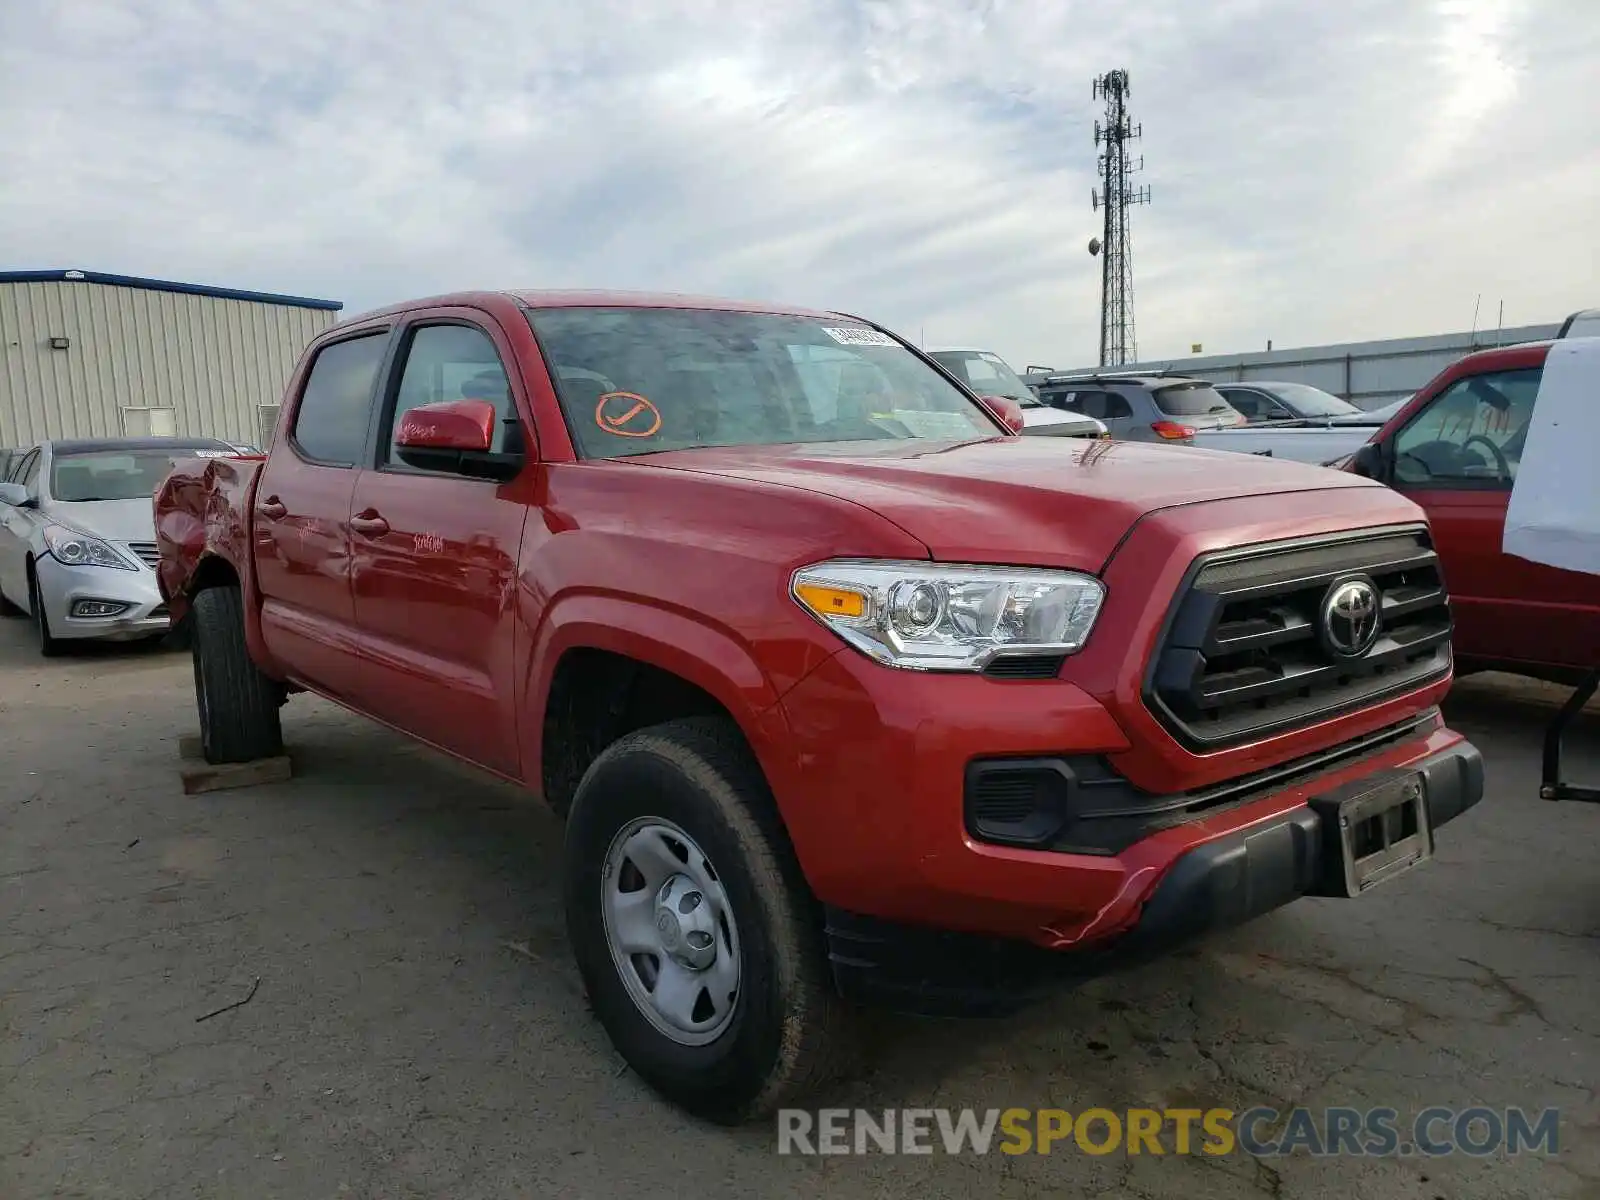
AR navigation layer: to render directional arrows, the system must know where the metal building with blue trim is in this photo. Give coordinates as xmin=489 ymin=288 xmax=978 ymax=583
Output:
xmin=0 ymin=269 xmax=343 ymax=449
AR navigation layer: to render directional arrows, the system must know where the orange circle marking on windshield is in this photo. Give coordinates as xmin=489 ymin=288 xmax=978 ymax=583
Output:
xmin=595 ymin=391 xmax=662 ymax=438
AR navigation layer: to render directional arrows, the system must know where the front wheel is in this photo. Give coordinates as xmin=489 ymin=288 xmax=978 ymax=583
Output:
xmin=190 ymin=585 xmax=283 ymax=763
xmin=563 ymin=717 xmax=852 ymax=1123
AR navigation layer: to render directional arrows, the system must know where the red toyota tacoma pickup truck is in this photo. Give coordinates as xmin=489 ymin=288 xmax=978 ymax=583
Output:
xmin=155 ymin=290 xmax=1484 ymax=1122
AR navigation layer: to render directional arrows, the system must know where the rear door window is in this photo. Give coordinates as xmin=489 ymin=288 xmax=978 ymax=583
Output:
xmin=291 ymin=333 xmax=391 ymax=466
xmin=1100 ymin=392 xmax=1134 ymax=419
xmin=1047 ymin=389 xmax=1105 ymax=417
xmin=1221 ymin=389 xmax=1267 ymax=420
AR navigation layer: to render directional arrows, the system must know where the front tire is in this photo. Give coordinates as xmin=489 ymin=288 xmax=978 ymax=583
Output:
xmin=190 ymin=585 xmax=283 ymax=764
xmin=563 ymin=717 xmax=851 ymax=1124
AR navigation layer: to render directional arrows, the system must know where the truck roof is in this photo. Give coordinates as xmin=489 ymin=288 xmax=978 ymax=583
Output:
xmin=337 ymin=289 xmax=849 ymax=329
xmin=44 ymin=436 xmax=239 ymax=454
xmin=1442 ymin=340 xmax=1555 ymax=373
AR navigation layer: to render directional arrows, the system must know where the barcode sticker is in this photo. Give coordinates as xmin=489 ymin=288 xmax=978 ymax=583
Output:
xmin=822 ymin=326 xmax=896 ymax=347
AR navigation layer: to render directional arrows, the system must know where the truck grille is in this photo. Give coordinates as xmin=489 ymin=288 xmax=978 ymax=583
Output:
xmin=126 ymin=541 xmax=161 ymax=570
xmin=1145 ymin=527 xmax=1453 ymax=751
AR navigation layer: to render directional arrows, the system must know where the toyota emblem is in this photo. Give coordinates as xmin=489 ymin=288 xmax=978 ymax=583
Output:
xmin=1319 ymin=577 xmax=1381 ymax=659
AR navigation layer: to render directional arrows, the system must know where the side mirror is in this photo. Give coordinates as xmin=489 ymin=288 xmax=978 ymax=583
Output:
xmin=980 ymin=395 xmax=1026 ymax=434
xmin=1348 ymin=440 xmax=1386 ymax=480
xmin=0 ymin=481 xmax=32 ymax=507
xmin=394 ymin=399 xmax=524 ymax=481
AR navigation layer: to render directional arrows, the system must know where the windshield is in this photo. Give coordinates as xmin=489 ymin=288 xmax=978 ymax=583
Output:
xmin=1263 ymin=382 xmax=1361 ymax=417
xmin=527 ymin=308 xmax=1001 ymax=458
xmin=50 ymin=446 xmax=232 ymax=502
xmin=927 ymin=350 xmax=1040 ymax=406
xmin=1153 ymin=382 xmax=1239 ymax=418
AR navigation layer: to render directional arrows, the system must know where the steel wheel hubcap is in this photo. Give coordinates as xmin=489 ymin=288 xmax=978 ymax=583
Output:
xmin=601 ymin=818 xmax=740 ymax=1046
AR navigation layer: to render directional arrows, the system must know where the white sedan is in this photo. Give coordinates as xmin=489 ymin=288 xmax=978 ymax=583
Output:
xmin=0 ymin=436 xmax=246 ymax=656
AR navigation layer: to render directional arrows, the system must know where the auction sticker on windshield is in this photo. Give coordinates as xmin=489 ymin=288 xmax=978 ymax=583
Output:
xmin=823 ymin=327 xmax=896 ymax=347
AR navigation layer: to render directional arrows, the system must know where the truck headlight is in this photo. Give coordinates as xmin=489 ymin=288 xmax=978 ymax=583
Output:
xmin=43 ymin=526 xmax=136 ymax=571
xmin=791 ymin=559 xmax=1105 ymax=671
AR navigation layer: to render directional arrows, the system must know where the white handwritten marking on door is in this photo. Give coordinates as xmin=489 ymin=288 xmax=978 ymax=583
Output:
xmin=414 ymin=532 xmax=444 ymax=555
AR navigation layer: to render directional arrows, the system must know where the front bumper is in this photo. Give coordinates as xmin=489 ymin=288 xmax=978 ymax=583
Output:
xmin=34 ymin=553 xmax=170 ymax=642
xmin=822 ymin=738 xmax=1483 ymax=1016
xmin=766 ymin=636 xmax=1481 ymax=1016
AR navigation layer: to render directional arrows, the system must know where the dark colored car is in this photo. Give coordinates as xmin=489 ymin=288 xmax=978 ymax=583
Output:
xmin=1216 ymin=381 xmax=1383 ymax=426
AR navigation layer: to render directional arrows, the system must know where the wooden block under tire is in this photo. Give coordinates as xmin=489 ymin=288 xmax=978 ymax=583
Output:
xmin=178 ymin=737 xmax=293 ymax=795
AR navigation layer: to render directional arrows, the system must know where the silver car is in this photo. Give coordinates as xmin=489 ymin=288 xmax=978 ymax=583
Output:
xmin=1034 ymin=372 xmax=1247 ymax=444
xmin=0 ymin=437 xmax=245 ymax=656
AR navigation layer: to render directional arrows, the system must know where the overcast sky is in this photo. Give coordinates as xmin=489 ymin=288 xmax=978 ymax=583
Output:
xmin=1 ymin=0 xmax=1595 ymax=368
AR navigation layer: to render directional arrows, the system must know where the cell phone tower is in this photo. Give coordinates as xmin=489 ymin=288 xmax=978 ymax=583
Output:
xmin=1089 ymin=69 xmax=1151 ymax=367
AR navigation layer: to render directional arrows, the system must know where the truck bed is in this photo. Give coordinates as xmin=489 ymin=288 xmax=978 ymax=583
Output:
xmin=153 ymin=453 xmax=263 ymax=626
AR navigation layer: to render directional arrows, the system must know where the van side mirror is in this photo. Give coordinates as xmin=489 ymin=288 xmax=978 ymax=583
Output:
xmin=0 ymin=482 xmax=33 ymax=507
xmin=1349 ymin=441 xmax=1386 ymax=480
xmin=395 ymin=399 xmax=525 ymax=481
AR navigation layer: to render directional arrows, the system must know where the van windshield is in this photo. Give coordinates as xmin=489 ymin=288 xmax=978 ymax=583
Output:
xmin=527 ymin=308 xmax=1002 ymax=459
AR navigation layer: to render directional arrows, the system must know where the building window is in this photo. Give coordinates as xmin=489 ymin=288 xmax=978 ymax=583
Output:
xmin=121 ymin=406 xmax=177 ymax=437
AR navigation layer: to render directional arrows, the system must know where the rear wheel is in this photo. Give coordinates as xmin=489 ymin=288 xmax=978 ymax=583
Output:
xmin=190 ymin=585 xmax=283 ymax=763
xmin=563 ymin=717 xmax=851 ymax=1124
xmin=28 ymin=570 xmax=61 ymax=657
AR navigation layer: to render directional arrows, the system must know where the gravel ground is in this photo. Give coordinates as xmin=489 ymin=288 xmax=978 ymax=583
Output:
xmin=2 ymin=616 xmax=1597 ymax=1200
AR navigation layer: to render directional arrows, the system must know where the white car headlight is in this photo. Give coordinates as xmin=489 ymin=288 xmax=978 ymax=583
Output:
xmin=43 ymin=526 xmax=137 ymax=571
xmin=791 ymin=559 xmax=1105 ymax=672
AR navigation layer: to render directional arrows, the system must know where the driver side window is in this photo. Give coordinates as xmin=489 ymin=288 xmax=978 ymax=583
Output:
xmin=384 ymin=323 xmax=519 ymax=466
xmin=1391 ymin=367 xmax=1541 ymax=488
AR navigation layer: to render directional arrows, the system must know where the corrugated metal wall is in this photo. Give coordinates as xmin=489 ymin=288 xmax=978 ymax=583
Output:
xmin=0 ymin=279 xmax=337 ymax=447
xmin=1025 ymin=322 xmax=1563 ymax=411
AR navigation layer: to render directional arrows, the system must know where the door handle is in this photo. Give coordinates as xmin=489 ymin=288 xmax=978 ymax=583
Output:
xmin=258 ymin=495 xmax=287 ymax=520
xmin=350 ymin=512 xmax=390 ymax=537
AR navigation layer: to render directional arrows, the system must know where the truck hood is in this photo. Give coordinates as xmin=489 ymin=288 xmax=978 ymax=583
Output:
xmin=629 ymin=437 xmax=1385 ymax=572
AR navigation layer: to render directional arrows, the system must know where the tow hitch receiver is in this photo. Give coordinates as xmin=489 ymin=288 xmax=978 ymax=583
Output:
xmin=1310 ymin=770 xmax=1434 ymax=897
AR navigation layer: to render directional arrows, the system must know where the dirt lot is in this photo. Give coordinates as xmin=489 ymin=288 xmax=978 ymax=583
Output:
xmin=2 ymin=618 xmax=1597 ymax=1200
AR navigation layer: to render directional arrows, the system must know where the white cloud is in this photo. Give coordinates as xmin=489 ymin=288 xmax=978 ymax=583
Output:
xmin=0 ymin=0 xmax=1594 ymax=370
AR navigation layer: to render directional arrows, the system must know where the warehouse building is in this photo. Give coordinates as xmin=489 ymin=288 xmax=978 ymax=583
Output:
xmin=1024 ymin=320 xmax=1563 ymax=412
xmin=0 ymin=269 xmax=343 ymax=451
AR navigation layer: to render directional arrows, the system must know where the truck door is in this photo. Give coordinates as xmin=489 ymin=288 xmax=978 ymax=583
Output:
xmin=345 ymin=314 xmax=529 ymax=777
xmin=252 ymin=328 xmax=392 ymax=702
xmin=1386 ymin=362 xmax=1598 ymax=671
